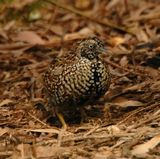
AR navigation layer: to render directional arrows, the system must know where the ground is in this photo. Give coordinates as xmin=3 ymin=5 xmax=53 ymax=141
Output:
xmin=0 ymin=0 xmax=160 ymax=158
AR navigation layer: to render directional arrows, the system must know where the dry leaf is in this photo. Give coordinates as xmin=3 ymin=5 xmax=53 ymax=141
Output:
xmin=123 ymin=82 xmax=149 ymax=92
xmin=64 ymin=28 xmax=93 ymax=41
xmin=131 ymin=134 xmax=160 ymax=155
xmin=50 ymin=25 xmax=64 ymax=36
xmin=119 ymin=56 xmax=128 ymax=67
xmin=35 ymin=145 xmax=70 ymax=158
xmin=136 ymin=28 xmax=149 ymax=42
xmin=12 ymin=31 xmax=45 ymax=45
xmin=108 ymin=37 xmax=125 ymax=46
xmin=112 ymin=97 xmax=144 ymax=107
xmin=106 ymin=0 xmax=121 ymax=10
xmin=0 ymin=128 xmax=9 ymax=136
xmin=0 ymin=99 xmax=14 ymax=107
xmin=151 ymin=81 xmax=160 ymax=91
xmin=75 ymin=0 xmax=91 ymax=9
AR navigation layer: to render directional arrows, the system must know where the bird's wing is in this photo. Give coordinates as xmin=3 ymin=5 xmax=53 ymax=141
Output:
xmin=43 ymin=51 xmax=79 ymax=93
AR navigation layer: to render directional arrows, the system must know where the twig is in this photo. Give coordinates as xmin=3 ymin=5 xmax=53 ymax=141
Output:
xmin=129 ymin=113 xmax=160 ymax=130
xmin=28 ymin=112 xmax=49 ymax=127
xmin=117 ymin=103 xmax=158 ymax=125
xmin=83 ymin=125 xmax=100 ymax=137
xmin=45 ymin=0 xmax=135 ymax=35
xmin=62 ymin=132 xmax=135 ymax=143
xmin=23 ymin=128 xmax=60 ymax=134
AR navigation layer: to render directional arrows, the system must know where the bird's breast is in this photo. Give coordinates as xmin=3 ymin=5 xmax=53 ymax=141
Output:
xmin=48 ymin=58 xmax=110 ymax=107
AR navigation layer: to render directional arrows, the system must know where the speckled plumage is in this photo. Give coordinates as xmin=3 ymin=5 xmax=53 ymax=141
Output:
xmin=44 ymin=37 xmax=110 ymax=126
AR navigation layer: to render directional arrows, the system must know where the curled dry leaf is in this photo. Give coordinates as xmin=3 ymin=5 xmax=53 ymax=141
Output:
xmin=112 ymin=97 xmax=144 ymax=108
xmin=108 ymin=36 xmax=126 ymax=46
xmin=119 ymin=56 xmax=128 ymax=67
xmin=131 ymin=134 xmax=160 ymax=156
xmin=0 ymin=99 xmax=14 ymax=107
xmin=136 ymin=28 xmax=149 ymax=42
xmin=123 ymin=81 xmax=150 ymax=92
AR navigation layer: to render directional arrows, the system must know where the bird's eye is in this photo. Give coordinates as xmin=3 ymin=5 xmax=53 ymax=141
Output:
xmin=89 ymin=45 xmax=93 ymax=48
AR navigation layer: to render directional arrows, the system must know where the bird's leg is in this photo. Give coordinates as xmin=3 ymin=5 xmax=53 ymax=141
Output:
xmin=55 ymin=108 xmax=67 ymax=129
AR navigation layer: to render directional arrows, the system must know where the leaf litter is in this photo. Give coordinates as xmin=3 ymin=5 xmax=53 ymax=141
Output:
xmin=0 ymin=0 xmax=160 ymax=158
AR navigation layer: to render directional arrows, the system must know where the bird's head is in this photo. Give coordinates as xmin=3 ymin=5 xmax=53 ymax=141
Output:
xmin=77 ymin=37 xmax=105 ymax=60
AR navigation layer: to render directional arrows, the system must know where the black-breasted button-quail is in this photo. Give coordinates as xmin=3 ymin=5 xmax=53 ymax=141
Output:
xmin=44 ymin=37 xmax=110 ymax=128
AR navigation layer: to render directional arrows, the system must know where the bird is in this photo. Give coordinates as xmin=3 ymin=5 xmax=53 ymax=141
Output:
xmin=44 ymin=36 xmax=110 ymax=128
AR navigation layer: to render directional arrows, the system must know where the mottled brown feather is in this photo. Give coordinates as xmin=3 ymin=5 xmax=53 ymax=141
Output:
xmin=44 ymin=37 xmax=110 ymax=112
